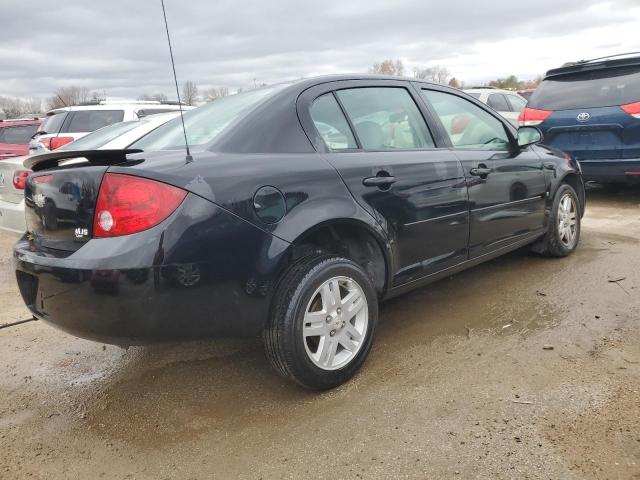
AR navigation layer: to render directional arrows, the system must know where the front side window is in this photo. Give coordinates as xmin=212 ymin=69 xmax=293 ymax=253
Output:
xmin=336 ymin=87 xmax=434 ymax=150
xmin=63 ymin=110 xmax=125 ymax=133
xmin=310 ymin=93 xmax=357 ymax=150
xmin=487 ymin=93 xmax=510 ymax=112
xmin=422 ymin=89 xmax=511 ymax=151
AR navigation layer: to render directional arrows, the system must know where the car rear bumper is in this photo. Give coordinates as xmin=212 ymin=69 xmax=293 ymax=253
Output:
xmin=579 ymin=159 xmax=640 ymax=182
xmin=12 ymin=194 xmax=291 ymax=345
xmin=0 ymin=198 xmax=26 ymax=234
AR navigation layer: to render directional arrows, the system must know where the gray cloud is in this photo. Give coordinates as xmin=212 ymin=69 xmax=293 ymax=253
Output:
xmin=1 ymin=0 xmax=638 ymax=102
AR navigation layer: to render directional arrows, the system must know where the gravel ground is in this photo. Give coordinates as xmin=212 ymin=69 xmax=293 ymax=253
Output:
xmin=1 ymin=186 xmax=639 ymax=479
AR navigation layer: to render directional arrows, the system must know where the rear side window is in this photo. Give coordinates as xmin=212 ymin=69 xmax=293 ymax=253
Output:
xmin=422 ymin=89 xmax=511 ymax=151
xmin=507 ymin=95 xmax=527 ymax=113
xmin=336 ymin=87 xmax=434 ymax=150
xmin=0 ymin=125 xmax=38 ymax=144
xmin=62 ymin=110 xmax=125 ymax=133
xmin=487 ymin=93 xmax=510 ymax=112
xmin=310 ymin=93 xmax=357 ymax=150
xmin=529 ymin=66 xmax=640 ymax=110
xmin=41 ymin=112 xmax=67 ymax=134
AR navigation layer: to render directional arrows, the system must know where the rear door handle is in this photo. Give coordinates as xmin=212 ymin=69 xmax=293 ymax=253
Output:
xmin=363 ymin=175 xmax=397 ymax=188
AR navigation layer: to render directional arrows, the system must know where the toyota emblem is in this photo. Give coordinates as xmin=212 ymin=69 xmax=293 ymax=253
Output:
xmin=577 ymin=112 xmax=590 ymax=122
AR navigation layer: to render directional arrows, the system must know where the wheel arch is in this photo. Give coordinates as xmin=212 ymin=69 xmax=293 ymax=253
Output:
xmin=285 ymin=218 xmax=392 ymax=296
xmin=556 ymin=171 xmax=585 ymax=216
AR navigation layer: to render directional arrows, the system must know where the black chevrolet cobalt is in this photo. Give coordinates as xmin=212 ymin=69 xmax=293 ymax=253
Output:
xmin=14 ymin=75 xmax=585 ymax=389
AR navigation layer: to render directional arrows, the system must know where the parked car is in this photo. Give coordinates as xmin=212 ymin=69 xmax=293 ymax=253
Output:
xmin=14 ymin=75 xmax=585 ymax=389
xmin=520 ymin=54 xmax=640 ymax=184
xmin=517 ymin=89 xmax=536 ymax=101
xmin=29 ymin=101 xmax=192 ymax=155
xmin=464 ymin=87 xmax=528 ymax=126
xmin=0 ymin=113 xmax=180 ymax=234
xmin=0 ymin=119 xmax=42 ymax=160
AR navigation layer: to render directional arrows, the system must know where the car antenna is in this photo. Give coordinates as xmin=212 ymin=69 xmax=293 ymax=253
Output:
xmin=160 ymin=0 xmax=193 ymax=163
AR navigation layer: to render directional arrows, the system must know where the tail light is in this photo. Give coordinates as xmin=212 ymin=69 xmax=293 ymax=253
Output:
xmin=620 ymin=101 xmax=640 ymax=118
xmin=518 ymin=107 xmax=553 ymax=126
xmin=38 ymin=136 xmax=75 ymax=150
xmin=93 ymin=173 xmax=187 ymax=238
xmin=12 ymin=171 xmax=31 ymax=190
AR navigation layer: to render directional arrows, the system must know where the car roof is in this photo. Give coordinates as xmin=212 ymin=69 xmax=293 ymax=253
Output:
xmin=45 ymin=104 xmax=190 ymax=115
xmin=463 ymin=88 xmax=523 ymax=96
xmin=545 ymin=54 xmax=640 ymax=79
xmin=0 ymin=119 xmax=42 ymax=127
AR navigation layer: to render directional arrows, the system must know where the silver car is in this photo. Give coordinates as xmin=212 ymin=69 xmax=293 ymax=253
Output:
xmin=0 ymin=112 xmax=180 ymax=234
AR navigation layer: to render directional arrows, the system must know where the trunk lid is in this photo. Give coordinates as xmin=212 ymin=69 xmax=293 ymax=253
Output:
xmin=0 ymin=158 xmax=27 ymax=204
xmin=541 ymin=106 xmax=639 ymax=161
xmin=25 ymin=166 xmax=108 ymax=252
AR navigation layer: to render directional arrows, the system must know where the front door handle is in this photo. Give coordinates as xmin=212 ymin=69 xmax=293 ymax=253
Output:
xmin=469 ymin=165 xmax=492 ymax=178
xmin=363 ymin=175 xmax=397 ymax=188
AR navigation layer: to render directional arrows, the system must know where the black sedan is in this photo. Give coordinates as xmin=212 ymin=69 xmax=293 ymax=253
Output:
xmin=14 ymin=75 xmax=585 ymax=389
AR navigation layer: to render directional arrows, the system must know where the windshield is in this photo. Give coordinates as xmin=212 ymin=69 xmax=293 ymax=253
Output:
xmin=131 ymin=85 xmax=285 ymax=151
xmin=529 ymin=66 xmax=640 ymax=110
xmin=58 ymin=121 xmax=140 ymax=151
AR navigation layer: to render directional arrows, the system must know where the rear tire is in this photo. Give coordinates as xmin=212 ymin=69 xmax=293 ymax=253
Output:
xmin=263 ymin=255 xmax=378 ymax=390
xmin=535 ymin=183 xmax=581 ymax=257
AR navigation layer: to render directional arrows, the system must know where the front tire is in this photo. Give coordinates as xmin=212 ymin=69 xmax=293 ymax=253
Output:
xmin=536 ymin=183 xmax=581 ymax=257
xmin=263 ymin=255 xmax=378 ymax=390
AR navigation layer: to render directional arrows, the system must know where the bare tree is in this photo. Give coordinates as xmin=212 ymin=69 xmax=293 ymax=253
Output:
xmin=46 ymin=86 xmax=92 ymax=109
xmin=370 ymin=59 xmax=404 ymax=76
xmin=203 ymin=87 xmax=230 ymax=102
xmin=138 ymin=92 xmax=169 ymax=102
xmin=181 ymin=81 xmax=199 ymax=106
xmin=0 ymin=96 xmax=42 ymax=118
xmin=414 ymin=65 xmax=451 ymax=84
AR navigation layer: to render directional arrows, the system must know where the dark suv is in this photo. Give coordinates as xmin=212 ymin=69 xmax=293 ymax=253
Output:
xmin=520 ymin=54 xmax=640 ymax=183
xmin=15 ymin=75 xmax=584 ymax=389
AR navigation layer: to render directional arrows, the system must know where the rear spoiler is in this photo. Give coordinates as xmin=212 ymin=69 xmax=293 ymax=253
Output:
xmin=24 ymin=149 xmax=143 ymax=172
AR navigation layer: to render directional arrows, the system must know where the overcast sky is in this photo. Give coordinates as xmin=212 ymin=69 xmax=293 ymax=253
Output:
xmin=1 ymin=0 xmax=639 ymax=101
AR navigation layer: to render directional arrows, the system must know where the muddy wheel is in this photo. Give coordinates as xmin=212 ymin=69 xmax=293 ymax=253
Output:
xmin=263 ymin=255 xmax=378 ymax=390
xmin=536 ymin=183 xmax=581 ymax=257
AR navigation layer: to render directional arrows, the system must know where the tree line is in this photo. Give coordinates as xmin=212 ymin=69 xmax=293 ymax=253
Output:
xmin=370 ymin=58 xmax=541 ymax=90
xmin=1 ymin=66 xmax=542 ymax=119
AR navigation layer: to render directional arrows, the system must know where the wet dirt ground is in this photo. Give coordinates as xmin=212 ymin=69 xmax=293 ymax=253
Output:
xmin=1 ymin=186 xmax=639 ymax=479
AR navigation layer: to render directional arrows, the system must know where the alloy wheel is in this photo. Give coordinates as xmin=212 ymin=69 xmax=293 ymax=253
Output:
xmin=558 ymin=192 xmax=578 ymax=249
xmin=302 ymin=276 xmax=369 ymax=371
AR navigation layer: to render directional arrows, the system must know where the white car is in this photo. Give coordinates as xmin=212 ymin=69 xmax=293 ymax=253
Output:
xmin=29 ymin=101 xmax=193 ymax=155
xmin=463 ymin=87 xmax=527 ymax=126
xmin=0 ymin=112 xmax=180 ymax=234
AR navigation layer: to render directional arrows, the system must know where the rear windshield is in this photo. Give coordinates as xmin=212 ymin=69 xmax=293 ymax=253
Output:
xmin=0 ymin=124 xmax=39 ymax=144
xmin=58 ymin=121 xmax=140 ymax=151
xmin=41 ymin=112 xmax=67 ymax=134
xmin=62 ymin=110 xmax=125 ymax=133
xmin=529 ymin=66 xmax=640 ymax=110
xmin=132 ymin=85 xmax=285 ymax=151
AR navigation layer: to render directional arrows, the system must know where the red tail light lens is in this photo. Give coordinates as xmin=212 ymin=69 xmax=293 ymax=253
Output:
xmin=12 ymin=171 xmax=31 ymax=190
xmin=49 ymin=137 xmax=74 ymax=150
xmin=93 ymin=173 xmax=187 ymax=238
xmin=621 ymin=101 xmax=640 ymax=118
xmin=518 ymin=107 xmax=553 ymax=126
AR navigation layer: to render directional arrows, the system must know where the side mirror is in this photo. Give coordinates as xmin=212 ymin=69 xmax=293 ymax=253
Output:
xmin=517 ymin=126 xmax=542 ymax=148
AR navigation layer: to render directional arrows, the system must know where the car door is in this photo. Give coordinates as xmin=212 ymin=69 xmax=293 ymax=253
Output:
xmin=298 ymin=80 xmax=469 ymax=286
xmin=420 ymin=87 xmax=547 ymax=259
